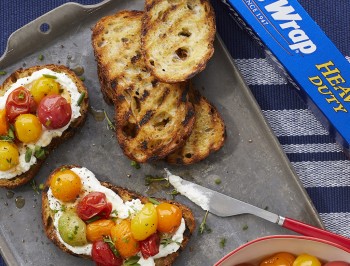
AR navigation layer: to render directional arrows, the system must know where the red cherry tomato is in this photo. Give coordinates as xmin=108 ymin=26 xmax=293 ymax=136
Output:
xmin=5 ymin=87 xmax=36 ymax=122
xmin=37 ymin=95 xmax=72 ymax=129
xmin=324 ymin=262 xmax=350 ymax=266
xmin=92 ymin=241 xmax=123 ymax=266
xmin=139 ymin=233 xmax=160 ymax=259
xmin=76 ymin=192 xmax=112 ymax=221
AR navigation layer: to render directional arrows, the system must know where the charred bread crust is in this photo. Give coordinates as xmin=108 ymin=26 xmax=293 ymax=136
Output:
xmin=0 ymin=65 xmax=89 ymax=189
xmin=166 ymin=86 xmax=226 ymax=164
xmin=42 ymin=165 xmax=196 ymax=265
xmin=141 ymin=0 xmax=216 ymax=83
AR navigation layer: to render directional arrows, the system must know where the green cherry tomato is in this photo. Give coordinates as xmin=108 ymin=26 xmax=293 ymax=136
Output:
xmin=58 ymin=212 xmax=88 ymax=246
xmin=293 ymin=254 xmax=321 ymax=266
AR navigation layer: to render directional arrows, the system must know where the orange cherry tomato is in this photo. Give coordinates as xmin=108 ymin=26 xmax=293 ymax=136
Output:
xmin=111 ymin=219 xmax=140 ymax=258
xmin=156 ymin=202 xmax=182 ymax=233
xmin=50 ymin=169 xmax=82 ymax=202
xmin=260 ymin=252 xmax=296 ymax=266
xmin=86 ymin=219 xmax=115 ymax=242
xmin=0 ymin=110 xmax=9 ymax=135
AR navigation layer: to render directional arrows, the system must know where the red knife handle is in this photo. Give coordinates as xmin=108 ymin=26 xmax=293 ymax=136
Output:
xmin=281 ymin=217 xmax=350 ymax=249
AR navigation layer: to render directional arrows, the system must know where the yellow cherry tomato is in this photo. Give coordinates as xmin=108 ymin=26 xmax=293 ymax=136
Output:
xmin=30 ymin=77 xmax=60 ymax=104
xmin=86 ymin=219 xmax=115 ymax=242
xmin=131 ymin=203 xmax=158 ymax=241
xmin=50 ymin=169 xmax=82 ymax=202
xmin=293 ymin=254 xmax=321 ymax=266
xmin=111 ymin=219 xmax=140 ymax=258
xmin=260 ymin=252 xmax=296 ymax=266
xmin=0 ymin=142 xmax=19 ymax=171
xmin=0 ymin=110 xmax=9 ymax=136
xmin=156 ymin=202 xmax=182 ymax=233
xmin=14 ymin=114 xmax=42 ymax=143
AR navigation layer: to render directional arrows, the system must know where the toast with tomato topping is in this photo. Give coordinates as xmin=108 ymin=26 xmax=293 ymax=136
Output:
xmin=91 ymin=10 xmax=195 ymax=163
xmin=141 ymin=0 xmax=216 ymax=83
xmin=42 ymin=165 xmax=196 ymax=265
xmin=0 ymin=65 xmax=88 ymax=189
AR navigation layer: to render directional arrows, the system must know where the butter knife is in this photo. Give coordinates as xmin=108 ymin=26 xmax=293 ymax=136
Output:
xmin=166 ymin=170 xmax=350 ymax=249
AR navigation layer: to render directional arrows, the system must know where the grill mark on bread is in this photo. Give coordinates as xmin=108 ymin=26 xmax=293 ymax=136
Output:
xmin=182 ymin=109 xmax=195 ymax=126
xmin=139 ymin=110 xmax=154 ymax=126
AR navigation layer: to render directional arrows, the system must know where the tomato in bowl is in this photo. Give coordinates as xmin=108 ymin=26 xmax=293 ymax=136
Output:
xmin=215 ymin=235 xmax=350 ymax=266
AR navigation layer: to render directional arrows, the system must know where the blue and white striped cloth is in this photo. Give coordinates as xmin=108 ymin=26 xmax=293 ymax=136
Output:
xmin=0 ymin=1 xmax=349 ymax=265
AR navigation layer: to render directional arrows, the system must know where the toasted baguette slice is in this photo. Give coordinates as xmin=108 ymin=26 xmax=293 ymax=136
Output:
xmin=92 ymin=11 xmax=195 ymax=162
xmin=142 ymin=0 xmax=216 ymax=83
xmin=42 ymin=165 xmax=196 ymax=265
xmin=166 ymin=85 xmax=226 ymax=164
xmin=0 ymin=65 xmax=89 ymax=189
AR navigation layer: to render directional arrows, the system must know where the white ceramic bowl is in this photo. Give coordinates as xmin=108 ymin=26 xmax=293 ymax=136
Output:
xmin=215 ymin=235 xmax=350 ymax=266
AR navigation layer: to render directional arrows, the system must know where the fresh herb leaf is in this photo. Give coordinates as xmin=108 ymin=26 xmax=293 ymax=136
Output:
xmin=85 ymin=215 xmax=101 ymax=224
xmin=144 ymin=175 xmax=167 ymax=186
xmin=45 ymin=119 xmax=52 ymax=127
xmin=76 ymin=92 xmax=85 ymax=106
xmin=130 ymin=161 xmax=140 ymax=169
xmin=38 ymin=54 xmax=44 ymax=61
xmin=104 ymin=110 xmax=116 ymax=131
xmin=160 ymin=237 xmax=180 ymax=247
xmin=148 ymin=198 xmax=160 ymax=205
xmin=43 ymin=74 xmax=57 ymax=79
xmin=79 ymin=76 xmax=85 ymax=81
xmin=30 ymin=180 xmax=40 ymax=195
xmin=214 ymin=178 xmax=222 ymax=185
xmin=61 ymin=205 xmax=66 ymax=212
xmin=38 ymin=183 xmax=45 ymax=190
xmin=242 ymin=224 xmax=248 ymax=231
xmin=123 ymin=255 xmax=140 ymax=266
xmin=34 ymin=146 xmax=46 ymax=160
xmin=219 ymin=238 xmax=226 ymax=248
xmin=110 ymin=210 xmax=118 ymax=216
xmin=18 ymin=92 xmax=25 ymax=100
xmin=103 ymin=236 xmax=120 ymax=258
xmin=166 ymin=189 xmax=179 ymax=200
xmin=199 ymin=210 xmax=211 ymax=234
xmin=0 ymin=128 xmax=15 ymax=142
xmin=25 ymin=148 xmax=33 ymax=163
xmin=51 ymin=209 xmax=59 ymax=214
xmin=0 ymin=70 xmax=7 ymax=75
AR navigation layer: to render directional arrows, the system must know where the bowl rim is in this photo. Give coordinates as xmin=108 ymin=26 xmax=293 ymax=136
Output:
xmin=214 ymin=235 xmax=350 ymax=266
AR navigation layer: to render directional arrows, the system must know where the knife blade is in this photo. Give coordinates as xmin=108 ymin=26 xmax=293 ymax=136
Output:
xmin=165 ymin=170 xmax=350 ymax=249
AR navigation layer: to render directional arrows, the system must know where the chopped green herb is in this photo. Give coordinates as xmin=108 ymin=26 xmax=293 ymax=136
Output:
xmin=144 ymin=175 xmax=167 ymax=186
xmin=104 ymin=110 xmax=116 ymax=131
xmin=61 ymin=205 xmax=66 ymax=212
xmin=38 ymin=183 xmax=45 ymax=190
xmin=30 ymin=180 xmax=40 ymax=195
xmin=166 ymin=189 xmax=179 ymax=200
xmin=160 ymin=237 xmax=181 ymax=247
xmin=38 ymin=54 xmax=44 ymax=61
xmin=76 ymin=92 xmax=85 ymax=106
xmin=79 ymin=76 xmax=85 ymax=81
xmin=219 ymin=238 xmax=226 ymax=248
xmin=25 ymin=148 xmax=33 ymax=163
xmin=110 ymin=210 xmax=118 ymax=216
xmin=123 ymin=255 xmax=140 ymax=266
xmin=8 ymin=128 xmax=14 ymax=139
xmin=0 ymin=71 xmax=6 ymax=75
xmin=60 ymin=167 xmax=68 ymax=172
xmin=45 ymin=119 xmax=52 ymax=127
xmin=148 ymin=198 xmax=160 ymax=205
xmin=131 ymin=161 xmax=141 ymax=169
xmin=18 ymin=92 xmax=25 ymax=100
xmin=43 ymin=74 xmax=57 ymax=79
xmin=199 ymin=210 xmax=211 ymax=234
xmin=34 ymin=146 xmax=46 ymax=160
xmin=103 ymin=236 xmax=120 ymax=258
xmin=73 ymin=225 xmax=79 ymax=235
xmin=242 ymin=224 xmax=248 ymax=231
xmin=85 ymin=215 xmax=101 ymax=224
xmin=51 ymin=209 xmax=59 ymax=214
xmin=214 ymin=178 xmax=222 ymax=185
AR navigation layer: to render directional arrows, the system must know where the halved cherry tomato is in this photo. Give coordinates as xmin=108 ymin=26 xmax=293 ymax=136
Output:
xmin=260 ymin=252 xmax=296 ymax=266
xmin=111 ymin=219 xmax=140 ymax=258
xmin=156 ymin=202 xmax=182 ymax=233
xmin=92 ymin=240 xmax=123 ymax=266
xmin=5 ymin=87 xmax=36 ymax=122
xmin=37 ymin=95 xmax=72 ymax=129
xmin=30 ymin=77 xmax=60 ymax=104
xmin=0 ymin=141 xmax=19 ymax=171
xmin=14 ymin=114 xmax=42 ymax=143
xmin=131 ymin=203 xmax=158 ymax=241
xmin=0 ymin=110 xmax=9 ymax=135
xmin=86 ymin=219 xmax=115 ymax=242
xmin=139 ymin=233 xmax=160 ymax=259
xmin=50 ymin=169 xmax=82 ymax=202
xmin=76 ymin=192 xmax=112 ymax=221
xmin=293 ymin=254 xmax=321 ymax=266
xmin=324 ymin=262 xmax=350 ymax=266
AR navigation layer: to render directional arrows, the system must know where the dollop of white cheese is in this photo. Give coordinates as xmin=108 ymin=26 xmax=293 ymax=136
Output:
xmin=47 ymin=167 xmax=185 ymax=265
xmin=0 ymin=68 xmax=82 ymax=179
xmin=165 ymin=169 xmax=210 ymax=211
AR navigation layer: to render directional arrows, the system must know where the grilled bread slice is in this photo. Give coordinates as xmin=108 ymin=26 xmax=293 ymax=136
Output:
xmin=167 ymin=86 xmax=226 ymax=164
xmin=0 ymin=65 xmax=88 ymax=189
xmin=142 ymin=0 xmax=216 ymax=83
xmin=42 ymin=165 xmax=196 ymax=265
xmin=92 ymin=11 xmax=195 ymax=163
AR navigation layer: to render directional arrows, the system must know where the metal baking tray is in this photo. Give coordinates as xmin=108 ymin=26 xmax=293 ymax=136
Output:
xmin=0 ymin=1 xmax=324 ymax=265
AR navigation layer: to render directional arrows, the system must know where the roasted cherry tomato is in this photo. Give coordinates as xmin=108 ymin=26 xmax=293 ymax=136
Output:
xmin=324 ymin=262 xmax=350 ymax=266
xmin=131 ymin=203 xmax=158 ymax=241
xmin=58 ymin=212 xmax=88 ymax=246
xmin=30 ymin=77 xmax=60 ymax=104
xmin=50 ymin=169 xmax=82 ymax=202
xmin=14 ymin=114 xmax=42 ymax=143
xmin=76 ymin=192 xmax=112 ymax=221
xmin=156 ymin=202 xmax=182 ymax=233
xmin=111 ymin=219 xmax=140 ymax=258
xmin=86 ymin=219 xmax=115 ymax=242
xmin=293 ymin=254 xmax=321 ymax=266
xmin=37 ymin=95 xmax=72 ymax=129
xmin=5 ymin=87 xmax=36 ymax=122
xmin=0 ymin=142 xmax=19 ymax=171
xmin=92 ymin=240 xmax=123 ymax=266
xmin=260 ymin=252 xmax=296 ymax=266
xmin=139 ymin=233 xmax=160 ymax=259
xmin=0 ymin=110 xmax=8 ymax=136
